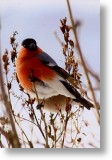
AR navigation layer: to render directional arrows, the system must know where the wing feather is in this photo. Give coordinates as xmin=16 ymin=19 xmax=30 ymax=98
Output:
xmin=37 ymin=52 xmax=57 ymax=66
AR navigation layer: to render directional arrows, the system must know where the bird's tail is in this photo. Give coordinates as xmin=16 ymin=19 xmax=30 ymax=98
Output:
xmin=74 ymin=96 xmax=94 ymax=110
xmin=60 ymin=80 xmax=95 ymax=110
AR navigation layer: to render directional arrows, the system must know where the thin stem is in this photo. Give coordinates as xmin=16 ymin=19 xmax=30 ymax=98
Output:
xmin=61 ymin=112 xmax=69 ymax=148
xmin=14 ymin=114 xmax=39 ymax=127
xmin=13 ymin=115 xmax=34 ymax=148
xmin=0 ymin=72 xmax=20 ymax=148
xmin=66 ymin=0 xmax=100 ymax=124
xmin=30 ymin=103 xmax=46 ymax=141
xmin=26 ymin=92 xmax=46 ymax=140
xmin=32 ymin=82 xmax=49 ymax=148
xmin=0 ymin=16 xmax=20 ymax=147
xmin=54 ymin=31 xmax=100 ymax=87
xmin=52 ymin=117 xmax=57 ymax=148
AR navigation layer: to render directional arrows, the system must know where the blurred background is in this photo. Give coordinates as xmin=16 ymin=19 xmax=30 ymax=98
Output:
xmin=0 ymin=0 xmax=100 ymax=148
xmin=0 ymin=0 xmax=100 ymax=72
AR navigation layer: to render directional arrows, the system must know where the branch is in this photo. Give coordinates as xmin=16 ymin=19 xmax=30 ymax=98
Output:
xmin=54 ymin=31 xmax=100 ymax=84
xmin=0 ymin=15 xmax=21 ymax=148
xmin=66 ymin=0 xmax=100 ymax=124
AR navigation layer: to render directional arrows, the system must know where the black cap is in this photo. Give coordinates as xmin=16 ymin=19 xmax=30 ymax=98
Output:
xmin=22 ymin=38 xmax=37 ymax=51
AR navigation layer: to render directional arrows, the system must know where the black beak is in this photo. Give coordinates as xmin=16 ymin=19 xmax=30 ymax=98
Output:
xmin=29 ymin=43 xmax=37 ymax=51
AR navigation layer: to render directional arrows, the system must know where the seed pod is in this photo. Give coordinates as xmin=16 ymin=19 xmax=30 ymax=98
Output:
xmin=69 ymin=40 xmax=74 ymax=48
xmin=2 ymin=54 xmax=8 ymax=63
xmin=10 ymin=36 xmax=15 ymax=44
xmin=60 ymin=26 xmax=65 ymax=34
xmin=65 ymin=25 xmax=70 ymax=32
xmin=11 ymin=50 xmax=16 ymax=63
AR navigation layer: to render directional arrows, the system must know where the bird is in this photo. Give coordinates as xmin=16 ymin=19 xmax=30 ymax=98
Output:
xmin=16 ymin=38 xmax=94 ymax=112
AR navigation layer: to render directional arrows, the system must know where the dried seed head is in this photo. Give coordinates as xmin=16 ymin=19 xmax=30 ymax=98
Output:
xmin=10 ymin=36 xmax=15 ymax=44
xmin=2 ymin=52 xmax=9 ymax=73
xmin=2 ymin=54 xmax=8 ymax=63
xmin=66 ymin=98 xmax=72 ymax=113
xmin=0 ymin=117 xmax=8 ymax=126
xmin=60 ymin=17 xmax=67 ymax=26
xmin=65 ymin=25 xmax=71 ymax=32
xmin=60 ymin=26 xmax=65 ymax=34
xmin=77 ymin=137 xmax=81 ymax=143
xmin=69 ymin=40 xmax=74 ymax=48
xmin=64 ymin=32 xmax=69 ymax=42
xmin=63 ymin=17 xmax=67 ymax=25
xmin=70 ymin=51 xmax=74 ymax=57
xmin=11 ymin=50 xmax=17 ymax=63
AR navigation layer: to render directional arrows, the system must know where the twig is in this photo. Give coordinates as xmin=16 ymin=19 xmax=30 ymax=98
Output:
xmin=52 ymin=123 xmax=57 ymax=148
xmin=14 ymin=114 xmax=39 ymax=127
xmin=54 ymin=31 xmax=100 ymax=85
xmin=32 ymin=82 xmax=49 ymax=148
xmin=61 ymin=112 xmax=69 ymax=148
xmin=50 ymin=114 xmax=58 ymax=148
xmin=66 ymin=0 xmax=100 ymax=124
xmin=25 ymin=90 xmax=46 ymax=141
xmin=54 ymin=31 xmax=64 ymax=47
xmin=13 ymin=115 xmax=34 ymax=148
xmin=0 ymin=16 xmax=21 ymax=148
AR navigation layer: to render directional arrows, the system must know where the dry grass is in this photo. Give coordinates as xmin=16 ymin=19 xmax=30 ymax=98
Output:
xmin=0 ymin=0 xmax=100 ymax=148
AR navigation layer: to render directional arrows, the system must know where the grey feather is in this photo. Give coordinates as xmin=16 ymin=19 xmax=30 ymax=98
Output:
xmin=37 ymin=52 xmax=57 ymax=66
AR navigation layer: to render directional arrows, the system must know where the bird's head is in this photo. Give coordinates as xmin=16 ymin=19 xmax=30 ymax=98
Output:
xmin=22 ymin=38 xmax=37 ymax=51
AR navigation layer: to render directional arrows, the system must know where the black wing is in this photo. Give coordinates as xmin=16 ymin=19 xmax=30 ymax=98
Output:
xmin=60 ymin=80 xmax=94 ymax=110
xmin=37 ymin=52 xmax=71 ymax=79
xmin=36 ymin=52 xmax=94 ymax=109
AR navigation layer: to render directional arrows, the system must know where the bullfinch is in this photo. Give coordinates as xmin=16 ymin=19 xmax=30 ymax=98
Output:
xmin=16 ymin=38 xmax=94 ymax=112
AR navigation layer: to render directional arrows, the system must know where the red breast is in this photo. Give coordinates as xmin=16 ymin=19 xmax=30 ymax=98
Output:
xmin=16 ymin=47 xmax=56 ymax=92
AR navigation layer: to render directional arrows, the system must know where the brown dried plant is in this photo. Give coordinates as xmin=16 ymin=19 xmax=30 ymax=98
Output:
xmin=0 ymin=0 xmax=100 ymax=148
